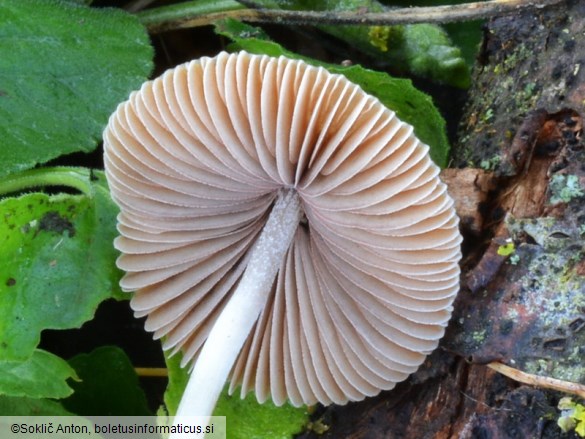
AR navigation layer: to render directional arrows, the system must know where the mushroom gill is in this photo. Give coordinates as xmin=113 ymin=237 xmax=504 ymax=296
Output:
xmin=103 ymin=51 xmax=462 ymax=417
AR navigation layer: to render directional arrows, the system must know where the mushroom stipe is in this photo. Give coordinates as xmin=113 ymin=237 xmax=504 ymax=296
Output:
xmin=103 ymin=51 xmax=462 ymax=429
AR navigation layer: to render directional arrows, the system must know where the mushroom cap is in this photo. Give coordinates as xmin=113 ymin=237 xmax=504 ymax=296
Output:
xmin=103 ymin=51 xmax=462 ymax=407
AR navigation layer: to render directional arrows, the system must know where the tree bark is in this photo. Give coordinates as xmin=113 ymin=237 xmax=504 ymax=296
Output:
xmin=300 ymin=0 xmax=585 ymax=437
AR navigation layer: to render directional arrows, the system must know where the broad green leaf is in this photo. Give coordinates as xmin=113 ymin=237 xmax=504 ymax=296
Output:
xmin=0 ymin=169 xmax=122 ymax=361
xmin=0 ymin=349 xmax=77 ymax=399
xmin=215 ymin=19 xmax=450 ymax=167
xmin=214 ymin=389 xmax=309 ymax=439
xmin=390 ymin=23 xmax=470 ymax=89
xmin=164 ymin=351 xmax=309 ymax=438
xmin=0 ymin=0 xmax=153 ymax=178
xmin=0 ymin=396 xmax=74 ymax=416
xmin=0 ymin=397 xmax=95 ymax=438
xmin=443 ymin=21 xmax=482 ymax=70
xmin=139 ymin=0 xmax=469 ymax=87
xmin=63 ymin=346 xmax=151 ymax=416
xmin=240 ymin=0 xmax=469 ymax=88
xmin=382 ymin=0 xmax=483 ymax=68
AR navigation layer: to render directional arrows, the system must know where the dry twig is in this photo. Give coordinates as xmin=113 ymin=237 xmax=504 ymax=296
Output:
xmin=135 ymin=367 xmax=168 ymax=378
xmin=140 ymin=0 xmax=564 ymax=34
xmin=488 ymin=362 xmax=585 ymax=400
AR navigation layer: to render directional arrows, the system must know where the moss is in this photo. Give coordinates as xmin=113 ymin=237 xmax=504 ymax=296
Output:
xmin=306 ymin=418 xmax=330 ymax=435
xmin=497 ymin=242 xmax=515 ymax=256
xmin=481 ymin=108 xmax=494 ymax=123
xmin=471 ymin=329 xmax=487 ymax=344
xmin=368 ymin=26 xmax=390 ymax=52
xmin=480 ymin=155 xmax=501 ymax=171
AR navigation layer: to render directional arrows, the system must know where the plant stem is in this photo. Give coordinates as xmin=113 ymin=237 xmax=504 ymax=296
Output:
xmin=138 ymin=0 xmax=563 ymax=34
xmin=488 ymin=362 xmax=585 ymax=399
xmin=172 ymin=190 xmax=301 ymax=431
xmin=0 ymin=167 xmax=93 ymax=197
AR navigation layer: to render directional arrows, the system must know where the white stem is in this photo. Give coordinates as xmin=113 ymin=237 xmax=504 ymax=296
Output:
xmin=172 ymin=190 xmax=301 ymax=433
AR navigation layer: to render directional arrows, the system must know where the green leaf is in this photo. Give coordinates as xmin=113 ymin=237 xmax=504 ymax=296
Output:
xmin=0 ymin=396 xmax=74 ymax=416
xmin=241 ymin=0 xmax=470 ymax=88
xmin=63 ymin=346 xmax=151 ymax=416
xmin=163 ymin=351 xmax=309 ymax=439
xmin=0 ymin=169 xmax=123 ymax=361
xmin=0 ymin=349 xmax=77 ymax=399
xmin=396 ymin=24 xmax=470 ymax=89
xmin=215 ymin=19 xmax=450 ymax=167
xmin=381 ymin=0 xmax=483 ymax=70
xmin=214 ymin=389 xmax=309 ymax=439
xmin=444 ymin=20 xmax=483 ymax=70
xmin=0 ymin=0 xmax=153 ymax=178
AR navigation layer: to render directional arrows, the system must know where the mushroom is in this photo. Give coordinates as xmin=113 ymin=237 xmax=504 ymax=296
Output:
xmin=103 ymin=51 xmax=462 ymax=422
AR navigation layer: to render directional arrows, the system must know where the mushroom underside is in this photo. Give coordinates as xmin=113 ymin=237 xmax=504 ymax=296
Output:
xmin=103 ymin=51 xmax=462 ymax=415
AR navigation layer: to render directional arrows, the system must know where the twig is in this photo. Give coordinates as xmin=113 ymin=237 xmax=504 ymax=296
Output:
xmin=139 ymin=0 xmax=564 ymax=34
xmin=488 ymin=362 xmax=585 ymax=400
xmin=135 ymin=367 xmax=169 ymax=377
